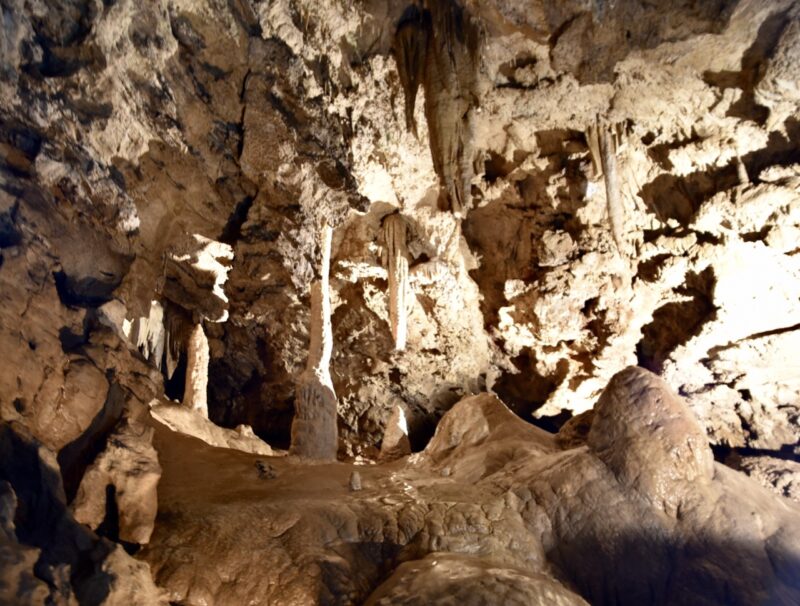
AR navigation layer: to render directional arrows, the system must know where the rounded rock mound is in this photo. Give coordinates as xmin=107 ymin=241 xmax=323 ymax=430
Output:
xmin=588 ymin=366 xmax=714 ymax=516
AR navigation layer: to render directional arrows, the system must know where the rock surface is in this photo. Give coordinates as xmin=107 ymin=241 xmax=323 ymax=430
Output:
xmin=365 ymin=553 xmax=590 ymax=606
xmin=151 ymin=400 xmax=273 ymax=456
xmin=2 ymin=0 xmax=800 ymax=602
xmin=140 ymin=367 xmax=800 ymax=605
xmin=0 ymin=422 xmax=166 ymax=604
xmin=71 ymin=415 xmax=161 ymax=545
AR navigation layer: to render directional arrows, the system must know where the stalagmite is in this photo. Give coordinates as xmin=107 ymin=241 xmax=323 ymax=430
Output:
xmin=588 ymin=119 xmax=626 ymax=254
xmin=183 ymin=322 xmax=209 ymax=418
xmin=290 ymin=223 xmax=338 ymax=460
xmin=383 ymin=213 xmax=411 ymax=351
xmin=349 ymin=471 xmax=362 ymax=492
xmin=736 ymin=155 xmax=750 ymax=185
xmin=379 ymin=404 xmax=412 ymax=460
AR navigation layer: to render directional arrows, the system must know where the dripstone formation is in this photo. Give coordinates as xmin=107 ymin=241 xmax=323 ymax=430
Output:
xmin=1 ymin=0 xmax=800 ymax=604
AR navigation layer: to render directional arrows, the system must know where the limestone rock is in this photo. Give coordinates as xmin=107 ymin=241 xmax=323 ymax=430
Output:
xmin=0 ymin=481 xmax=50 ymax=605
xmin=3 ymin=0 xmax=800 ymax=601
xmin=150 ymin=401 xmax=272 ymax=456
xmin=0 ymin=422 xmax=165 ymax=604
xmin=71 ymin=416 xmax=161 ymax=545
xmin=161 ymin=235 xmax=234 ymax=323
xmin=142 ymin=372 xmax=800 ymax=605
xmin=555 ymin=410 xmax=593 ymax=450
xmin=736 ymin=455 xmax=800 ymax=504
xmin=379 ymin=404 xmax=412 ymax=461
xmin=365 ymin=553 xmax=589 ymax=606
xmin=183 ymin=323 xmax=210 ymax=417
xmin=588 ymin=367 xmax=714 ymax=516
xmin=755 ymin=8 xmax=800 ymax=129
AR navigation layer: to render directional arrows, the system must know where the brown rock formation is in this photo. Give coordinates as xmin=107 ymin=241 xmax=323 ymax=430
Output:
xmin=2 ymin=0 xmax=800 ymax=602
xmin=71 ymin=415 xmax=161 ymax=545
xmin=290 ymin=223 xmax=338 ymax=460
xmin=395 ymin=0 xmax=482 ymax=215
xmin=379 ymin=404 xmax=412 ymax=460
xmin=140 ymin=368 xmax=800 ymax=605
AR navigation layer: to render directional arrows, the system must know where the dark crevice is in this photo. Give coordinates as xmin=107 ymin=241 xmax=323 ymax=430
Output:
xmin=636 ymin=254 xmax=672 ymax=283
xmin=162 ymin=348 xmax=188 ymax=403
xmin=493 ymin=351 xmax=568 ymax=420
xmin=646 ymin=131 xmax=702 ymax=171
xmin=741 ymin=117 xmax=800 ymax=181
xmin=713 ymin=442 xmax=800 ymax=465
xmin=53 ymin=270 xmax=120 ymax=308
xmin=530 ymin=409 xmax=573 ymax=434
xmin=0 ymin=199 xmax=21 ymax=248
xmin=57 ymin=383 xmax=127 ymax=503
xmin=96 ymin=484 xmax=120 ymax=542
xmin=407 ymin=409 xmax=442 ymax=453
xmin=59 ymin=324 xmax=89 ymax=353
xmin=638 ymin=162 xmax=739 ymax=226
xmin=219 ymin=194 xmax=255 ymax=244
xmin=637 ymin=267 xmax=716 ymax=373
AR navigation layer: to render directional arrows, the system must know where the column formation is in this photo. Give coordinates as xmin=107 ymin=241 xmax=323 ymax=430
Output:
xmin=383 ymin=213 xmax=411 ymax=351
xmin=183 ymin=322 xmax=209 ymax=418
xmin=290 ymin=223 xmax=338 ymax=459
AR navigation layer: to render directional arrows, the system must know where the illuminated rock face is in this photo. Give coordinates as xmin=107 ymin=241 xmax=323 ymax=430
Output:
xmin=2 ymin=0 xmax=800 ymax=602
xmin=379 ymin=404 xmax=411 ymax=460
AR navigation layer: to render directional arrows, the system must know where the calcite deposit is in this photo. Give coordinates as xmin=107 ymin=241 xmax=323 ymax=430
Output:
xmin=1 ymin=0 xmax=799 ymax=603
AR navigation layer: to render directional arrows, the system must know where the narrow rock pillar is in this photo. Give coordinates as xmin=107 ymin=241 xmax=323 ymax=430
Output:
xmin=183 ymin=322 xmax=209 ymax=418
xmin=588 ymin=118 xmax=626 ymax=255
xmin=598 ymin=123 xmax=625 ymax=254
xmin=290 ymin=223 xmax=338 ymax=459
xmin=736 ymin=155 xmax=750 ymax=185
xmin=380 ymin=404 xmax=412 ymax=460
xmin=383 ymin=214 xmax=411 ymax=351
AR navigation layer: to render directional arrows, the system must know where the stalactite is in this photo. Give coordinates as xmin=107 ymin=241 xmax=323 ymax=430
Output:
xmin=163 ymin=302 xmax=194 ymax=380
xmin=131 ymin=300 xmax=165 ymax=367
xmin=183 ymin=322 xmax=209 ymax=418
xmin=383 ymin=213 xmax=411 ymax=351
xmin=393 ymin=0 xmax=482 ymax=216
xmin=290 ymin=223 xmax=338 ymax=460
xmin=588 ymin=118 xmax=626 ymax=254
xmin=394 ymin=4 xmax=429 ymax=137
